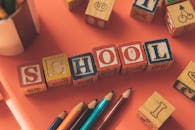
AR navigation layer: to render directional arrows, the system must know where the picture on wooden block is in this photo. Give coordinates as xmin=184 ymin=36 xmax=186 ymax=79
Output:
xmin=42 ymin=53 xmax=72 ymax=88
xmin=165 ymin=1 xmax=195 ymax=36
xmin=85 ymin=0 xmax=115 ymax=28
xmin=137 ymin=92 xmax=175 ymax=130
xmin=18 ymin=63 xmax=47 ymax=95
xmin=92 ymin=44 xmax=121 ymax=77
xmin=144 ymin=39 xmax=173 ymax=71
xmin=118 ymin=42 xmax=147 ymax=73
xmin=68 ymin=53 xmax=98 ymax=86
xmin=174 ymin=61 xmax=195 ymax=100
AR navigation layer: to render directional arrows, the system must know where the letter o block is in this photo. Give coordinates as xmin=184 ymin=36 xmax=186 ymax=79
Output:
xmin=92 ymin=45 xmax=121 ymax=77
xmin=18 ymin=63 xmax=47 ymax=95
xmin=118 ymin=42 xmax=147 ymax=74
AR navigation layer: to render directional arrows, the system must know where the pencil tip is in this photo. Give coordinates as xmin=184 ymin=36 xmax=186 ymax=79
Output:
xmin=88 ymin=99 xmax=98 ymax=109
xmin=122 ymin=88 xmax=132 ymax=98
xmin=104 ymin=91 xmax=114 ymax=100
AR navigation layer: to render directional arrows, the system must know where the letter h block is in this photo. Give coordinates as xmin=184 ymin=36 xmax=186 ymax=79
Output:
xmin=118 ymin=42 xmax=147 ymax=74
xmin=92 ymin=45 xmax=121 ymax=77
xmin=42 ymin=53 xmax=72 ymax=88
xmin=137 ymin=92 xmax=175 ymax=130
xmin=144 ymin=39 xmax=174 ymax=71
xmin=174 ymin=61 xmax=195 ymax=100
xmin=18 ymin=63 xmax=47 ymax=95
xmin=68 ymin=53 xmax=98 ymax=86
xmin=131 ymin=0 xmax=160 ymax=23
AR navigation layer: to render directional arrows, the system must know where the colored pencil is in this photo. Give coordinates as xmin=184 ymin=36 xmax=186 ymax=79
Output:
xmin=48 ymin=111 xmax=68 ymax=130
xmin=57 ymin=102 xmax=85 ymax=130
xmin=3 ymin=0 xmax=16 ymax=14
xmin=0 ymin=5 xmax=8 ymax=19
xmin=80 ymin=91 xmax=114 ymax=130
xmin=97 ymin=88 xmax=132 ymax=130
xmin=70 ymin=99 xmax=98 ymax=130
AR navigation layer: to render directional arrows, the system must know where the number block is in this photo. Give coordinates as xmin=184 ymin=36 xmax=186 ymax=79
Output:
xmin=42 ymin=53 xmax=72 ymax=88
xmin=92 ymin=45 xmax=121 ymax=77
xmin=131 ymin=0 xmax=160 ymax=23
xmin=117 ymin=42 xmax=147 ymax=74
xmin=68 ymin=53 xmax=98 ymax=86
xmin=18 ymin=63 xmax=47 ymax=95
xmin=174 ymin=61 xmax=195 ymax=100
xmin=85 ymin=0 xmax=115 ymax=28
xmin=0 ymin=93 xmax=3 ymax=102
xmin=165 ymin=1 xmax=195 ymax=37
xmin=144 ymin=39 xmax=174 ymax=71
xmin=164 ymin=0 xmax=184 ymax=6
xmin=137 ymin=92 xmax=175 ymax=130
xmin=65 ymin=0 xmax=86 ymax=11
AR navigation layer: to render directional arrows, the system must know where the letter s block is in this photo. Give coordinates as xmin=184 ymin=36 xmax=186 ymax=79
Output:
xmin=18 ymin=63 xmax=47 ymax=95
xmin=68 ymin=53 xmax=98 ymax=86
xmin=92 ymin=45 xmax=121 ymax=77
xmin=118 ymin=42 xmax=147 ymax=74
xmin=144 ymin=39 xmax=174 ymax=71
xmin=137 ymin=92 xmax=175 ymax=130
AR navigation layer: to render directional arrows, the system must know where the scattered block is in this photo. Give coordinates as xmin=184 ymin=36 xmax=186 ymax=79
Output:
xmin=0 ymin=93 xmax=3 ymax=102
xmin=42 ymin=53 xmax=72 ymax=88
xmin=131 ymin=0 xmax=160 ymax=23
xmin=144 ymin=39 xmax=173 ymax=71
xmin=164 ymin=0 xmax=184 ymax=6
xmin=117 ymin=42 xmax=147 ymax=74
xmin=174 ymin=61 xmax=195 ymax=100
xmin=92 ymin=44 xmax=121 ymax=77
xmin=68 ymin=53 xmax=98 ymax=86
xmin=85 ymin=0 xmax=115 ymax=28
xmin=65 ymin=0 xmax=85 ymax=11
xmin=137 ymin=92 xmax=175 ymax=130
xmin=18 ymin=63 xmax=47 ymax=95
xmin=165 ymin=1 xmax=195 ymax=36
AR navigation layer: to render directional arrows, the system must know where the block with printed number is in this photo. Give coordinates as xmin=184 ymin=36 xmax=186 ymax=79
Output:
xmin=165 ymin=1 xmax=195 ymax=36
xmin=117 ymin=42 xmax=147 ymax=74
xmin=0 ymin=93 xmax=3 ymax=102
xmin=42 ymin=53 xmax=72 ymax=88
xmin=137 ymin=92 xmax=175 ymax=130
xmin=131 ymin=0 xmax=160 ymax=23
xmin=144 ymin=39 xmax=174 ymax=71
xmin=174 ymin=61 xmax=195 ymax=100
xmin=68 ymin=53 xmax=98 ymax=86
xmin=85 ymin=0 xmax=115 ymax=28
xmin=65 ymin=0 xmax=86 ymax=11
xmin=18 ymin=63 xmax=47 ymax=95
xmin=92 ymin=45 xmax=121 ymax=77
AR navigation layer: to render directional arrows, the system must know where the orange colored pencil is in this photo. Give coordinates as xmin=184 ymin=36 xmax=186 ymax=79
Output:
xmin=57 ymin=102 xmax=85 ymax=130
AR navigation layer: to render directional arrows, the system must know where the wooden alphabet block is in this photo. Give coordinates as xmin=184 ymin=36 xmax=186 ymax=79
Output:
xmin=65 ymin=0 xmax=85 ymax=11
xmin=164 ymin=0 xmax=184 ymax=6
xmin=92 ymin=45 xmax=121 ymax=77
xmin=165 ymin=1 xmax=195 ymax=36
xmin=0 ymin=93 xmax=3 ymax=102
xmin=117 ymin=42 xmax=147 ymax=74
xmin=18 ymin=63 xmax=47 ymax=95
xmin=144 ymin=39 xmax=174 ymax=71
xmin=131 ymin=0 xmax=160 ymax=23
xmin=174 ymin=61 xmax=195 ymax=100
xmin=42 ymin=53 xmax=72 ymax=88
xmin=137 ymin=92 xmax=175 ymax=130
xmin=85 ymin=0 xmax=115 ymax=28
xmin=68 ymin=53 xmax=98 ymax=86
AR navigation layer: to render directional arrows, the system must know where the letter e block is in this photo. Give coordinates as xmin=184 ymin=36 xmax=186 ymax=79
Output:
xmin=92 ymin=45 xmax=121 ymax=77
xmin=174 ymin=61 xmax=195 ymax=100
xmin=137 ymin=92 xmax=175 ymax=130
xmin=42 ymin=53 xmax=72 ymax=88
xmin=18 ymin=63 xmax=47 ymax=95
xmin=144 ymin=39 xmax=173 ymax=71
xmin=118 ymin=42 xmax=147 ymax=74
xmin=68 ymin=53 xmax=98 ymax=86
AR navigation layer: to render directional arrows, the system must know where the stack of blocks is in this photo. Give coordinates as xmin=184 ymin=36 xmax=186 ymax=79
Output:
xmin=174 ymin=61 xmax=195 ymax=100
xmin=17 ymin=38 xmax=174 ymax=95
xmin=137 ymin=92 xmax=175 ymax=130
xmin=0 ymin=93 xmax=3 ymax=102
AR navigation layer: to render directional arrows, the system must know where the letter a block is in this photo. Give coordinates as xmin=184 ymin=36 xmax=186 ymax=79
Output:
xmin=18 ymin=63 xmax=47 ymax=95
xmin=137 ymin=92 xmax=175 ymax=130
xmin=68 ymin=53 xmax=98 ymax=86
xmin=0 ymin=93 xmax=3 ymax=102
xmin=174 ymin=61 xmax=195 ymax=100
xmin=144 ymin=39 xmax=173 ymax=71
xmin=131 ymin=0 xmax=160 ymax=23
xmin=92 ymin=45 xmax=121 ymax=77
xmin=118 ymin=42 xmax=147 ymax=74
xmin=42 ymin=54 xmax=72 ymax=88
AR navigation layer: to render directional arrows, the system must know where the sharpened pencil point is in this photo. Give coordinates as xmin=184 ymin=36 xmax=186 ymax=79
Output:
xmin=105 ymin=91 xmax=114 ymax=100
xmin=122 ymin=88 xmax=132 ymax=98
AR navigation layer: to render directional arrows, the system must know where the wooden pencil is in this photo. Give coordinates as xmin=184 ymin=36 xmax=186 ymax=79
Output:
xmin=97 ymin=88 xmax=132 ymax=130
xmin=57 ymin=102 xmax=85 ymax=130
